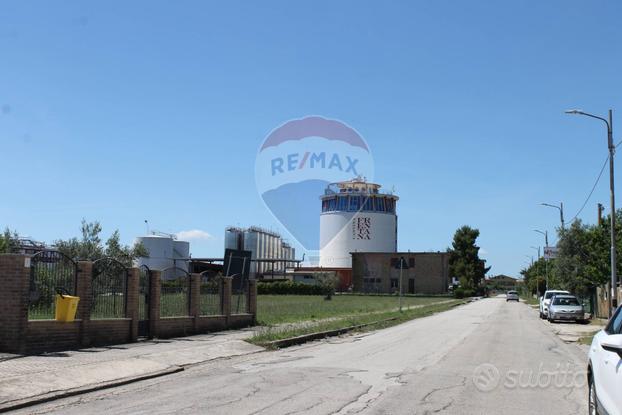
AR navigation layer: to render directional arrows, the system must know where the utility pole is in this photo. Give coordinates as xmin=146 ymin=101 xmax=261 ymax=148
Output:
xmin=535 ymin=230 xmax=549 ymax=291
xmin=398 ymin=257 xmax=404 ymax=312
xmin=566 ymin=109 xmax=618 ymax=316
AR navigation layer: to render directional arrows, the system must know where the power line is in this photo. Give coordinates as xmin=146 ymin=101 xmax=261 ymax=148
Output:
xmin=568 ymin=155 xmax=609 ymax=222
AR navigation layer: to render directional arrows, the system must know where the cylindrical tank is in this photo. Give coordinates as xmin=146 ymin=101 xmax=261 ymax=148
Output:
xmin=225 ymin=227 xmax=242 ymax=250
xmin=243 ymin=230 xmax=259 ymax=275
xmin=319 ymin=179 xmax=398 ymax=268
xmin=172 ymin=240 xmax=190 ymax=272
xmin=135 ymin=235 xmax=175 ymax=271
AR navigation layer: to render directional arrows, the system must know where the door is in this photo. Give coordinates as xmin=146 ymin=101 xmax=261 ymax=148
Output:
xmin=408 ymin=279 xmax=415 ymax=294
xmin=596 ymin=308 xmax=622 ymax=412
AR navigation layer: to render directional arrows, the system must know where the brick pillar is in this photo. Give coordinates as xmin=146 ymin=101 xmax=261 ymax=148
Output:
xmin=0 ymin=254 xmax=30 ymax=354
xmin=149 ymin=270 xmax=161 ymax=338
xmin=248 ymin=279 xmax=257 ymax=324
xmin=221 ymin=277 xmax=232 ymax=323
xmin=76 ymin=261 xmax=93 ymax=348
xmin=190 ymin=273 xmax=201 ymax=332
xmin=126 ymin=268 xmax=139 ymax=342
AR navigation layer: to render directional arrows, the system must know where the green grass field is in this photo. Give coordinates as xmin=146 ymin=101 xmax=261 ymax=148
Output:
xmin=256 ymin=294 xmax=451 ymax=326
xmin=251 ymin=298 xmax=464 ymax=346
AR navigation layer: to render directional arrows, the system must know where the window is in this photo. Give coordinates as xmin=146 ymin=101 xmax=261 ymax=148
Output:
xmin=390 ymin=279 xmax=398 ymax=289
xmin=327 ymin=197 xmax=336 ymax=211
xmin=349 ymin=196 xmax=360 ymax=211
xmin=409 ymin=258 xmax=415 ymax=268
xmin=337 ymin=196 xmax=348 ymax=211
xmin=376 ymin=197 xmax=385 ymax=212
xmin=552 ymin=296 xmax=579 ymax=306
xmin=607 ymin=307 xmax=622 ymax=334
xmin=390 ymin=258 xmax=398 ymax=267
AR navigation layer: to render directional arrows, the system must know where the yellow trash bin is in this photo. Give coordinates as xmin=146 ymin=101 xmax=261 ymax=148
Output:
xmin=55 ymin=294 xmax=80 ymax=322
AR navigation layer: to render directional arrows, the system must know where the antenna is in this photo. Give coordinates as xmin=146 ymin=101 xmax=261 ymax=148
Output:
xmin=144 ymin=220 xmax=150 ymax=235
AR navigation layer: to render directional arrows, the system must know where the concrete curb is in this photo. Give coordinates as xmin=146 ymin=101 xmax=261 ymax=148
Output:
xmin=0 ymin=366 xmax=184 ymax=413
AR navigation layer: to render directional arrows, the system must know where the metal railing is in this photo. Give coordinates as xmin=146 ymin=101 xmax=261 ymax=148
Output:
xmin=160 ymin=267 xmax=190 ymax=317
xmin=199 ymin=272 xmax=221 ymax=315
xmin=91 ymin=257 xmax=128 ymax=319
xmin=28 ymin=251 xmax=78 ymax=320
xmin=231 ymin=274 xmax=248 ymax=314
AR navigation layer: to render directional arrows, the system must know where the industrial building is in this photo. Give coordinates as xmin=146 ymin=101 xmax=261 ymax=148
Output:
xmin=134 ymin=233 xmax=190 ymax=272
xmin=351 ymin=252 xmax=450 ymax=295
xmin=225 ymin=226 xmax=296 ymax=278
xmin=319 ymin=178 xmax=398 ymax=268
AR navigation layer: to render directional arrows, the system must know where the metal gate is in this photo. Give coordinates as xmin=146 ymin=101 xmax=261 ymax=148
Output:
xmin=138 ymin=265 xmax=151 ymax=337
xmin=91 ymin=257 xmax=129 ymax=319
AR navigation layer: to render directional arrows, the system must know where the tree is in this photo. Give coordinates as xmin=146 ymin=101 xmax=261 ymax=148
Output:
xmin=448 ymin=226 xmax=490 ymax=291
xmin=54 ymin=219 xmax=147 ymax=265
xmin=0 ymin=227 xmax=19 ymax=253
xmin=313 ymin=271 xmax=339 ymax=300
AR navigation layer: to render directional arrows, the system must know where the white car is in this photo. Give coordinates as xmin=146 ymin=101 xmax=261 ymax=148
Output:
xmin=588 ymin=306 xmax=622 ymax=415
xmin=539 ymin=290 xmax=570 ymax=319
xmin=506 ymin=290 xmax=519 ymax=302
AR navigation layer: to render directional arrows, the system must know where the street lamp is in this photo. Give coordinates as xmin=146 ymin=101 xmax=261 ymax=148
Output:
xmin=534 ymin=230 xmax=549 ymax=291
xmin=541 ymin=202 xmax=565 ymax=230
xmin=566 ymin=109 xmax=617 ymax=316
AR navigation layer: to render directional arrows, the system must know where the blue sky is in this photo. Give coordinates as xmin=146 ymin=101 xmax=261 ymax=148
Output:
xmin=2 ymin=1 xmax=621 ymax=277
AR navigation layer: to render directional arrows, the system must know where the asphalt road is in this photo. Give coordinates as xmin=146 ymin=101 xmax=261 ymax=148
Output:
xmin=18 ymin=297 xmax=588 ymax=414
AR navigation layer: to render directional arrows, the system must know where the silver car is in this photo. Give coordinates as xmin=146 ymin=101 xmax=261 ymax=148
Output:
xmin=506 ymin=290 xmax=519 ymax=302
xmin=547 ymin=294 xmax=584 ymax=323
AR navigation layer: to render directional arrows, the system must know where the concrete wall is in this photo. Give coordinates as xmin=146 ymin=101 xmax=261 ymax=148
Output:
xmin=352 ymin=252 xmax=449 ymax=294
xmin=0 ymin=254 xmax=257 ymax=355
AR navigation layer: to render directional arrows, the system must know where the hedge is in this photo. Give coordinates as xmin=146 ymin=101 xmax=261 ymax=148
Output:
xmin=257 ymin=281 xmax=326 ymax=295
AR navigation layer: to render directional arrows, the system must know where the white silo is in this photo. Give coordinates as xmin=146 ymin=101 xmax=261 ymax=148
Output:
xmin=135 ymin=234 xmax=190 ymax=272
xmin=135 ymin=235 xmax=173 ymax=270
xmin=243 ymin=229 xmax=259 ymax=275
xmin=225 ymin=227 xmax=243 ymax=251
xmin=172 ymin=240 xmax=190 ymax=271
xmin=319 ymin=178 xmax=398 ymax=268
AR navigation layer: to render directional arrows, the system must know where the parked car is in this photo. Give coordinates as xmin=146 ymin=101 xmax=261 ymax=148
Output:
xmin=506 ymin=290 xmax=519 ymax=302
xmin=547 ymin=294 xmax=584 ymax=323
xmin=587 ymin=305 xmax=622 ymax=415
xmin=539 ymin=289 xmax=570 ymax=319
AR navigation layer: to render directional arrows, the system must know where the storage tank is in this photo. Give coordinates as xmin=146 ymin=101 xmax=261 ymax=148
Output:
xmin=243 ymin=229 xmax=259 ymax=275
xmin=172 ymin=240 xmax=190 ymax=272
xmin=135 ymin=234 xmax=190 ymax=271
xmin=225 ymin=227 xmax=243 ymax=251
xmin=319 ymin=178 xmax=398 ymax=268
xmin=135 ymin=235 xmax=173 ymax=270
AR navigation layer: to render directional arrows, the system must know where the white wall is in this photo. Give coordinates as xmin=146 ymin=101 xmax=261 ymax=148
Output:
xmin=319 ymin=211 xmax=397 ymax=268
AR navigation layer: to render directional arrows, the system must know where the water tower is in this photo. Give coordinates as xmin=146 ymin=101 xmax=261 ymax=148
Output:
xmin=319 ymin=178 xmax=398 ymax=268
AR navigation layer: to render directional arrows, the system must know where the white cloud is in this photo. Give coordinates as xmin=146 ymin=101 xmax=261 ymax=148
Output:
xmin=176 ymin=229 xmax=212 ymax=241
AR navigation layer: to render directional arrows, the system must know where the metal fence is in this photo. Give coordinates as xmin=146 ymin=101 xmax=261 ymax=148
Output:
xmin=138 ymin=265 xmax=150 ymax=321
xmin=160 ymin=267 xmax=190 ymax=317
xmin=91 ymin=257 xmax=128 ymax=319
xmin=231 ymin=274 xmax=248 ymax=314
xmin=199 ymin=272 xmax=221 ymax=315
xmin=28 ymin=251 xmax=78 ymax=320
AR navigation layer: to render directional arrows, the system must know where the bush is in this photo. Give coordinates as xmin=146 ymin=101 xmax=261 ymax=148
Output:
xmin=454 ymin=287 xmax=475 ymax=299
xmin=257 ymin=281 xmax=326 ymax=295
